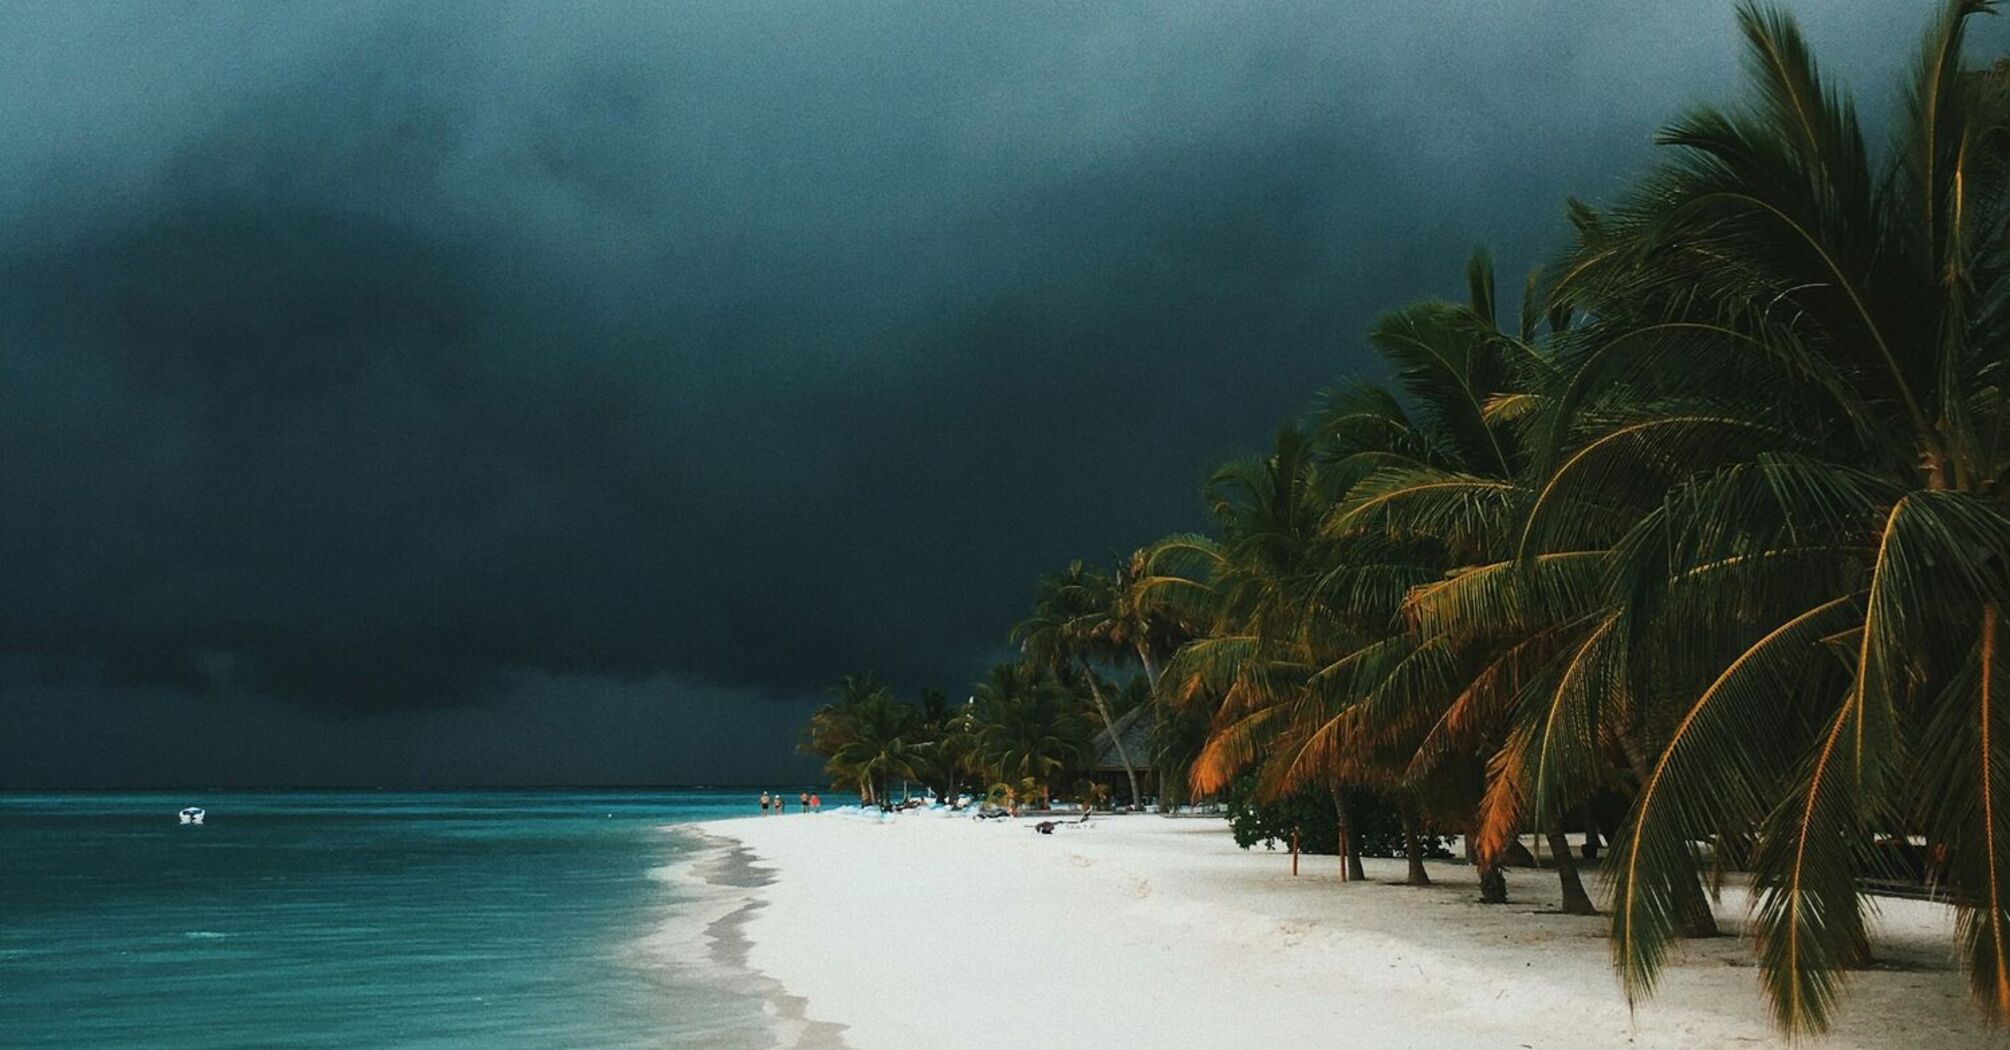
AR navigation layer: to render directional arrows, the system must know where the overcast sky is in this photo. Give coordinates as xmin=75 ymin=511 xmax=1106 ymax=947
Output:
xmin=0 ymin=0 xmax=1977 ymax=787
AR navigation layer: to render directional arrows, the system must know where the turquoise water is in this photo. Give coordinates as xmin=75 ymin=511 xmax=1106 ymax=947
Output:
xmin=0 ymin=791 xmax=820 ymax=1048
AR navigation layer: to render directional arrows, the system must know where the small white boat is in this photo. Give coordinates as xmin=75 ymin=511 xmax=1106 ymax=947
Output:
xmin=179 ymin=807 xmax=206 ymax=826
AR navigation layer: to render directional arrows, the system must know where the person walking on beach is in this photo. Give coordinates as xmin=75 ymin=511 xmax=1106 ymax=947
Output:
xmin=775 ymin=793 xmax=787 ymax=815
xmin=798 ymin=791 xmax=809 ymax=813
xmin=759 ymin=790 xmax=771 ymax=815
xmin=809 ymin=792 xmax=821 ymax=813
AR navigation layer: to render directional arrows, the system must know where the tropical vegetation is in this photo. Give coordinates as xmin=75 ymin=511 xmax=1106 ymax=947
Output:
xmin=803 ymin=0 xmax=2010 ymax=1032
xmin=801 ymin=665 xmax=1112 ymax=812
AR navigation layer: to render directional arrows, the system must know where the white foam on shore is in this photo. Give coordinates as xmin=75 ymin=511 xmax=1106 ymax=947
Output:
xmin=635 ymin=826 xmax=853 ymax=1050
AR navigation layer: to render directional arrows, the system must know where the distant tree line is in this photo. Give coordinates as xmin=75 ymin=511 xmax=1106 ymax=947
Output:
xmin=800 ymin=667 xmax=1161 ymax=813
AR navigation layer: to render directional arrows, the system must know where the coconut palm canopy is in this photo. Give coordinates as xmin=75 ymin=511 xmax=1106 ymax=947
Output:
xmin=809 ymin=1 xmax=2010 ymax=1033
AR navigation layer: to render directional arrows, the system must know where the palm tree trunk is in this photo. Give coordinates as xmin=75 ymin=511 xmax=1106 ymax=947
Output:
xmin=1400 ymin=798 xmax=1431 ymax=887
xmin=1135 ymin=643 xmax=1171 ymax=812
xmin=1136 ymin=643 xmax=1164 ymax=697
xmin=1841 ymin=919 xmax=1874 ymax=969
xmin=1083 ymin=670 xmax=1141 ymax=810
xmin=1673 ymin=866 xmax=1720 ymax=938
xmin=1546 ymin=823 xmax=1597 ymax=915
xmin=1331 ymin=783 xmax=1365 ymax=881
xmin=1467 ymin=820 xmax=1509 ymax=902
xmin=1478 ymin=857 xmax=1509 ymax=904
xmin=1618 ymin=731 xmax=1713 ymax=935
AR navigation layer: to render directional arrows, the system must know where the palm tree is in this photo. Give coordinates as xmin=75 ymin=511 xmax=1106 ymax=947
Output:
xmin=1144 ymin=422 xmax=1432 ymax=884
xmin=803 ymin=673 xmax=924 ymax=805
xmin=969 ymin=664 xmax=1091 ymax=809
xmin=1160 ymin=248 xmax=1588 ymax=901
xmin=797 ymin=0 xmax=2010 ymax=1034
xmin=1312 ymin=252 xmax=1550 ymax=897
xmin=910 ymin=688 xmax=974 ymax=801
xmin=1013 ymin=563 xmax=1145 ymax=809
xmin=801 ymin=671 xmax=888 ymax=783
xmin=1504 ymin=0 xmax=2010 ymax=1029
xmin=1111 ymin=548 xmax=1197 ymax=733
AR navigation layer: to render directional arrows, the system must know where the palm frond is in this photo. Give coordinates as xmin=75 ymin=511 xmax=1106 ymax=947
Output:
xmin=1607 ymin=593 xmax=1861 ymax=1006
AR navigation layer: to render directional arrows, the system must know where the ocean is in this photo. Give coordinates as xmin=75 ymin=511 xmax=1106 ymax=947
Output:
xmin=0 ymin=790 xmax=836 ymax=1049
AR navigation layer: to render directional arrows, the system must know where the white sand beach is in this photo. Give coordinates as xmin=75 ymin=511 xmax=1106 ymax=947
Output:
xmin=690 ymin=811 xmax=2003 ymax=1050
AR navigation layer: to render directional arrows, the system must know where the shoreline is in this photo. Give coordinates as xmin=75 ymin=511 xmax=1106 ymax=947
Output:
xmin=646 ymin=828 xmax=854 ymax=1050
xmin=685 ymin=811 xmax=1998 ymax=1050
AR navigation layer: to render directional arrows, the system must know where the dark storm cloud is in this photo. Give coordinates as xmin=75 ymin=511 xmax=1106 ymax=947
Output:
xmin=0 ymin=1 xmax=1978 ymax=782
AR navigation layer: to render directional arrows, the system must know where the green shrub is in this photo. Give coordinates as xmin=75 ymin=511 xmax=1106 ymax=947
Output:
xmin=1222 ymin=773 xmax=1450 ymax=858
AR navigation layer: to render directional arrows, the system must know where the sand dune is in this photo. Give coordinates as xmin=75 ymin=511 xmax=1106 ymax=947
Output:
xmin=694 ymin=810 xmax=2001 ymax=1050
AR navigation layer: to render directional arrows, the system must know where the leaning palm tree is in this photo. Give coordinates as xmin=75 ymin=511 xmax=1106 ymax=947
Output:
xmin=1111 ymin=547 xmax=1200 ymax=723
xmin=908 ymin=688 xmax=974 ymax=801
xmin=1245 ymin=245 xmax=1604 ymax=906
xmin=1311 ymin=248 xmax=1564 ymax=900
xmin=1013 ymin=563 xmax=1146 ymax=808
xmin=1149 ymin=422 xmax=1436 ymax=884
xmin=1516 ymin=0 xmax=2010 ymax=1030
